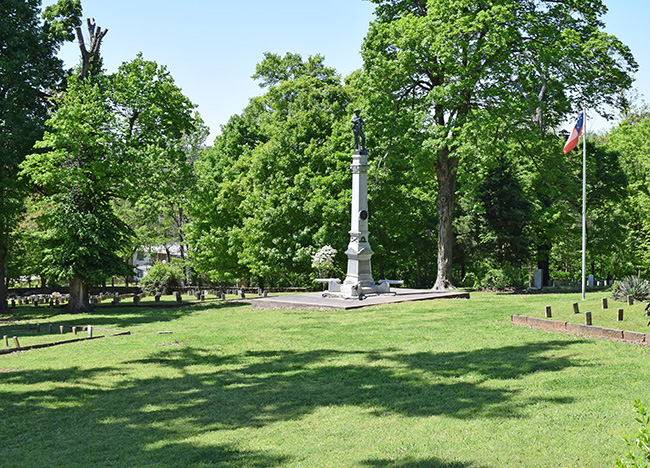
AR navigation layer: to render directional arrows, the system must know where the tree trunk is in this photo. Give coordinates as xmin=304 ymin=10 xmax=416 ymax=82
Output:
xmin=0 ymin=245 xmax=8 ymax=313
xmin=75 ymin=19 xmax=108 ymax=80
xmin=65 ymin=274 xmax=93 ymax=314
xmin=432 ymin=148 xmax=458 ymax=291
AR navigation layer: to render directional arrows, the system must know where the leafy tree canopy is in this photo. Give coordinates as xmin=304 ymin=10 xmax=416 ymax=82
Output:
xmin=361 ymin=0 xmax=637 ymax=289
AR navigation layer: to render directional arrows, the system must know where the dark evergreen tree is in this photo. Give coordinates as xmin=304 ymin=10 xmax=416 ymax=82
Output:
xmin=0 ymin=0 xmax=81 ymax=311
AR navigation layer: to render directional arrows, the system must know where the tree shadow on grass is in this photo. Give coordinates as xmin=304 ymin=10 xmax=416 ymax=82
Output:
xmin=0 ymin=340 xmax=584 ymax=466
xmin=362 ymin=457 xmax=488 ymax=468
xmin=0 ymin=365 xmax=290 ymax=467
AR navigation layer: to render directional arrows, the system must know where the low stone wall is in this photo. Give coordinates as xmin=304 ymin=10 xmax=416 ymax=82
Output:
xmin=511 ymin=314 xmax=650 ymax=346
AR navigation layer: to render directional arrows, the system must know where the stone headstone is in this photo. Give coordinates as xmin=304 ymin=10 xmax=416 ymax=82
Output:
xmin=154 ymin=293 xmax=161 ymax=302
xmin=133 ymin=295 xmax=141 ymax=305
xmin=174 ymin=291 xmax=182 ymax=302
xmin=588 ymin=274 xmax=594 ymax=288
xmin=533 ymin=269 xmax=543 ymax=289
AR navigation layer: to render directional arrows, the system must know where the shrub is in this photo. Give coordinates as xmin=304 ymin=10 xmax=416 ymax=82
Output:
xmin=478 ymin=267 xmax=526 ymax=291
xmin=616 ymin=399 xmax=650 ymax=468
xmin=461 ymin=272 xmax=479 ymax=289
xmin=140 ymin=261 xmax=184 ymax=295
xmin=311 ymin=245 xmax=337 ymax=278
xmin=612 ymin=276 xmax=650 ymax=302
xmin=480 ymin=269 xmax=510 ymax=290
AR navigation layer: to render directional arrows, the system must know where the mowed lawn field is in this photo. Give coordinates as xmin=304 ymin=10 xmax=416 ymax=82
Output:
xmin=1 ymin=291 xmax=649 ymax=467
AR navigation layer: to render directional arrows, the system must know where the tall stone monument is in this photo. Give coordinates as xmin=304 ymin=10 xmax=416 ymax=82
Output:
xmin=318 ymin=110 xmax=402 ymax=299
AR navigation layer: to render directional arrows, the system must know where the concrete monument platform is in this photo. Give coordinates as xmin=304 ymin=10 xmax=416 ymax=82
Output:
xmin=250 ymin=288 xmax=470 ymax=311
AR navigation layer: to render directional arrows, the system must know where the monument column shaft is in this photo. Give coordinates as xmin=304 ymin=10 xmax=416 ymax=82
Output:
xmin=343 ymin=150 xmax=374 ymax=286
xmin=350 ymin=153 xmax=369 ymax=235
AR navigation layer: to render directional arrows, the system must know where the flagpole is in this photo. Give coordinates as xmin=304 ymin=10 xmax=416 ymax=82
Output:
xmin=581 ymin=107 xmax=587 ymax=301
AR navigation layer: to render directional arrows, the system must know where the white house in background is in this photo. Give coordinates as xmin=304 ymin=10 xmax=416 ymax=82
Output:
xmin=131 ymin=243 xmax=183 ymax=280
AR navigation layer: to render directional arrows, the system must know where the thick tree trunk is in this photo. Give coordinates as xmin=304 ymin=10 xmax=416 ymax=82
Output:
xmin=64 ymin=274 xmax=93 ymax=314
xmin=432 ymin=148 xmax=458 ymax=291
xmin=0 ymin=245 xmax=8 ymax=313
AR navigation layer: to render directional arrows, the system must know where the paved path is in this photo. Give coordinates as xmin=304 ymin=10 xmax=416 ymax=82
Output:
xmin=251 ymin=288 xmax=470 ymax=310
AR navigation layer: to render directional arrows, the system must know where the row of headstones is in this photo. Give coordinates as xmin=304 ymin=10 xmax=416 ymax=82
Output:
xmin=171 ymin=288 xmax=267 ymax=302
xmin=550 ymin=279 xmax=614 ymax=288
xmin=7 ymin=295 xmax=68 ymax=308
xmin=3 ymin=324 xmax=94 ymax=348
xmin=6 ymin=292 xmax=140 ymax=308
xmin=5 ymin=288 xmax=271 ymax=309
xmin=543 ymin=296 xmax=636 ymax=324
xmin=104 ymin=292 xmax=141 ymax=305
xmin=175 ymin=289 xmax=269 ymax=301
xmin=534 ymin=270 xmax=614 ymax=289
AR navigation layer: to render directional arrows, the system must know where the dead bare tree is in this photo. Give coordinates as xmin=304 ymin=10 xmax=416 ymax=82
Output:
xmin=75 ymin=18 xmax=108 ymax=80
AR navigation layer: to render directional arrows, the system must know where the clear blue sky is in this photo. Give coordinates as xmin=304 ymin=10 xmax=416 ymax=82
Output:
xmin=44 ymin=0 xmax=649 ymax=143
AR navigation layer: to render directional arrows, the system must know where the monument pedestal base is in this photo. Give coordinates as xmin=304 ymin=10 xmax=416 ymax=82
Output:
xmin=315 ymin=278 xmax=404 ymax=300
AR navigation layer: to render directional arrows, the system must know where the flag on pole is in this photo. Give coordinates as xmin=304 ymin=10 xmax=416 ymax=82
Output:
xmin=563 ymin=112 xmax=584 ymax=154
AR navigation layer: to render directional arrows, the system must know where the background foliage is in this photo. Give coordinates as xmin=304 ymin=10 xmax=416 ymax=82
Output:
xmin=4 ymin=1 xmax=649 ymax=293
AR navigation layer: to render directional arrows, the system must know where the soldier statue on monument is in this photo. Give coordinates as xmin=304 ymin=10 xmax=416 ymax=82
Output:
xmin=351 ymin=108 xmax=366 ymax=152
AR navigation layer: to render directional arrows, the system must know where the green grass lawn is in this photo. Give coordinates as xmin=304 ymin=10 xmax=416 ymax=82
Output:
xmin=1 ymin=291 xmax=648 ymax=467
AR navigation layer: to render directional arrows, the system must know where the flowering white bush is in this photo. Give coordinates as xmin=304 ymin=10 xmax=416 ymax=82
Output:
xmin=311 ymin=245 xmax=337 ymax=278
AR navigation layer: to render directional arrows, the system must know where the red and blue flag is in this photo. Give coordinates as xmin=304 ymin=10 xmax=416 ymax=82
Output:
xmin=563 ymin=112 xmax=584 ymax=154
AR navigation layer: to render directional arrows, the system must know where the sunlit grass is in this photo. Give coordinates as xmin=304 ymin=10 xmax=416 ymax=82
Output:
xmin=0 ymin=291 xmax=648 ymax=467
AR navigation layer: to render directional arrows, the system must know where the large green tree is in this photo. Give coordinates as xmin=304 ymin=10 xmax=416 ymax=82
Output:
xmin=361 ymin=0 xmax=636 ymax=289
xmin=602 ymin=107 xmax=650 ymax=275
xmin=111 ymin=56 xmax=206 ymax=269
xmin=189 ymin=53 xmax=353 ymax=286
xmin=21 ymin=52 xmax=201 ymax=312
xmin=0 ymin=0 xmax=81 ymax=311
xmin=21 ymin=75 xmax=132 ymax=312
